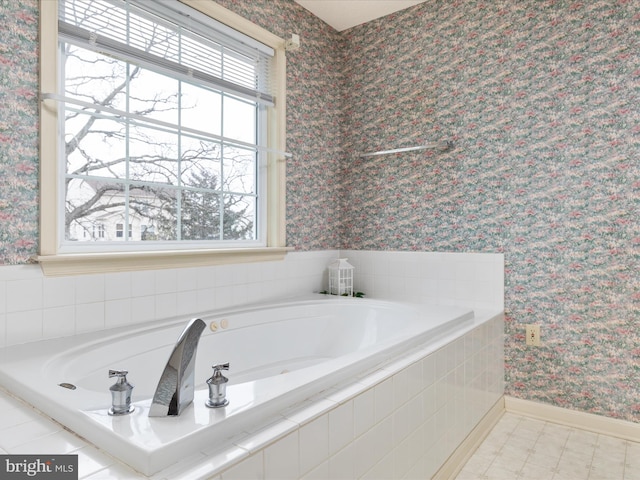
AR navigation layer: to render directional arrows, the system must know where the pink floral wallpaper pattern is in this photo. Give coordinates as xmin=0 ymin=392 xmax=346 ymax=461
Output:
xmin=338 ymin=0 xmax=639 ymax=423
xmin=0 ymin=0 xmax=39 ymax=263
xmin=1 ymin=0 xmax=639 ymax=423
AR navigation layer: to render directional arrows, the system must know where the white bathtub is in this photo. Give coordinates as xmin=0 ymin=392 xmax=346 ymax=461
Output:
xmin=0 ymin=295 xmax=474 ymax=475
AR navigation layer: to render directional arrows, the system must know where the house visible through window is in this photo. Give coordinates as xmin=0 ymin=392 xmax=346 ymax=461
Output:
xmin=57 ymin=0 xmax=275 ymax=250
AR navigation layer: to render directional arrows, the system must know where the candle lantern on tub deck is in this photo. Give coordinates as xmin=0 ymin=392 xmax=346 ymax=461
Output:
xmin=328 ymin=258 xmax=354 ymax=296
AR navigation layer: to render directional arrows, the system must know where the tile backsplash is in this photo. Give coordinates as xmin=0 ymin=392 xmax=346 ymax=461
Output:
xmin=343 ymin=250 xmax=504 ymax=310
xmin=0 ymin=251 xmax=336 ymax=347
xmin=0 ymin=250 xmax=503 ymax=348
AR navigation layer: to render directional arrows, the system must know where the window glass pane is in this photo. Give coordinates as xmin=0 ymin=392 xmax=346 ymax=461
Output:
xmin=180 ymin=190 xmax=221 ymax=241
xmin=65 ymin=178 xmax=127 ymax=242
xmin=128 ymin=68 xmax=179 ymax=124
xmin=223 ymin=194 xmax=255 ymax=240
xmin=181 ymin=82 xmax=222 ymax=136
xmin=130 ymin=185 xmax=178 ymax=241
xmin=63 ymin=45 xmax=127 ymax=110
xmin=65 ymin=110 xmax=127 ymax=179
xmin=222 ymin=146 xmax=256 ymax=195
xmin=180 ymin=137 xmax=222 ymax=190
xmin=128 ymin=126 xmax=179 ymax=184
xmin=223 ymin=95 xmax=256 ymax=144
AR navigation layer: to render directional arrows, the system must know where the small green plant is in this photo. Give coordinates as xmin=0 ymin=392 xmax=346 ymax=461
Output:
xmin=319 ymin=290 xmax=365 ymax=298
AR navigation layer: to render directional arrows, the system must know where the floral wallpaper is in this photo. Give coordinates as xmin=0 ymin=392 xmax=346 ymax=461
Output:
xmin=1 ymin=0 xmax=639 ymax=423
xmin=0 ymin=0 xmax=39 ymax=264
xmin=339 ymin=0 xmax=640 ymax=422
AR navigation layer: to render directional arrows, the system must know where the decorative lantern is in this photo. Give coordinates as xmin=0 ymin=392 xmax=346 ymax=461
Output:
xmin=328 ymin=258 xmax=354 ymax=296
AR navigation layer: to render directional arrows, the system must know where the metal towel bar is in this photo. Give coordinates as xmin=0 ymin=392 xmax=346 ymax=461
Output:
xmin=360 ymin=141 xmax=453 ymax=158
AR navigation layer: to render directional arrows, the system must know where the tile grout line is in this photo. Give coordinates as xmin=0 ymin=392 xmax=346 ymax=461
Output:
xmin=513 ymin=417 xmax=538 ymax=479
xmin=522 ymin=419 xmax=556 ymax=477
xmin=485 ymin=414 xmax=527 ymax=478
xmin=624 ymin=438 xmax=632 ymax=479
xmin=584 ymin=432 xmax=600 ymax=480
xmin=548 ymin=421 xmax=574 ymax=480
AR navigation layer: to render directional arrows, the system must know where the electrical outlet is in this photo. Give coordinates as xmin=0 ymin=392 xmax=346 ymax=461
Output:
xmin=526 ymin=324 xmax=541 ymax=346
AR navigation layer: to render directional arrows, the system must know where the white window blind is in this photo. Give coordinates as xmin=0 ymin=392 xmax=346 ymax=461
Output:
xmin=58 ymin=0 xmax=275 ymax=106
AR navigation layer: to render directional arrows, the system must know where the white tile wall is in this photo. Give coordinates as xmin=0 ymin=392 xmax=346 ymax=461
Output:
xmin=0 ymin=250 xmax=503 ymax=348
xmin=343 ymin=250 xmax=504 ymax=310
xmin=0 ymin=250 xmax=339 ymax=347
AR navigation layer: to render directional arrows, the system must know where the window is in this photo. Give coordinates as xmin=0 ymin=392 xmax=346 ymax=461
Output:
xmin=115 ymin=223 xmax=132 ymax=239
xmin=38 ymin=0 xmax=288 ymax=275
xmin=59 ymin=0 xmax=273 ymax=248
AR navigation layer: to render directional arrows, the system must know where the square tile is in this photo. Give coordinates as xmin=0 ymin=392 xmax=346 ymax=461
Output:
xmin=104 ymin=272 xmax=132 ymax=301
xmin=6 ymin=278 xmax=43 ymax=313
xmin=75 ymin=275 xmax=105 ymax=304
xmin=6 ymin=310 xmax=42 ymax=345
xmin=43 ymin=305 xmax=75 ymax=339
xmin=75 ymin=302 xmax=105 ymax=333
xmin=43 ymin=276 xmax=76 ymax=308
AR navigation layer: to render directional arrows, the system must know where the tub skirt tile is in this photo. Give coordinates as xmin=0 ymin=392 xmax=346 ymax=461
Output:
xmin=300 ymin=460 xmax=328 ymax=480
xmin=219 ymin=452 xmax=263 ymax=480
xmin=299 ymin=414 xmax=329 ymax=476
xmin=264 ymin=431 xmax=300 ymax=479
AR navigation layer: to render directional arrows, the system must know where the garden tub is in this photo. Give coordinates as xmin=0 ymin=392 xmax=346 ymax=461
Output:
xmin=0 ymin=295 xmax=474 ymax=475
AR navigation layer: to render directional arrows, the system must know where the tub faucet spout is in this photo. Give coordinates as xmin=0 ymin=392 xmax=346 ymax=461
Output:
xmin=149 ymin=318 xmax=206 ymax=417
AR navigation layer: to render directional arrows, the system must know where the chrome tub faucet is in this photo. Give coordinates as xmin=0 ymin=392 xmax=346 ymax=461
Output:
xmin=149 ymin=318 xmax=206 ymax=417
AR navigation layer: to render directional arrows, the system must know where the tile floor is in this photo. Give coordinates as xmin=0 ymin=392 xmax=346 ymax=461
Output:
xmin=455 ymin=413 xmax=640 ymax=480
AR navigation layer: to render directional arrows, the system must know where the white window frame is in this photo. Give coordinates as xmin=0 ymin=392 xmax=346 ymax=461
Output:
xmin=37 ymin=0 xmax=289 ymax=276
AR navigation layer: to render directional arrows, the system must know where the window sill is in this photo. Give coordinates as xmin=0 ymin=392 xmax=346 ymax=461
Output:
xmin=33 ymin=247 xmax=292 ymax=277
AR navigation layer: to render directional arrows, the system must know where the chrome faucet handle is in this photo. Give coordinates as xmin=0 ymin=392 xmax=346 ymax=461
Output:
xmin=212 ymin=363 xmax=229 ymax=372
xmin=108 ymin=369 xmax=134 ymax=416
xmin=206 ymin=363 xmax=230 ymax=408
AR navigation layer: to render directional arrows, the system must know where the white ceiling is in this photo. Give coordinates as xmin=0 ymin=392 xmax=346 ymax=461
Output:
xmin=294 ymin=0 xmax=428 ymax=32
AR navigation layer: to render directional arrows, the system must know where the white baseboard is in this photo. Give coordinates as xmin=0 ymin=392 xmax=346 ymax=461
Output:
xmin=505 ymin=396 xmax=640 ymax=443
xmin=434 ymin=397 xmax=505 ymax=479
